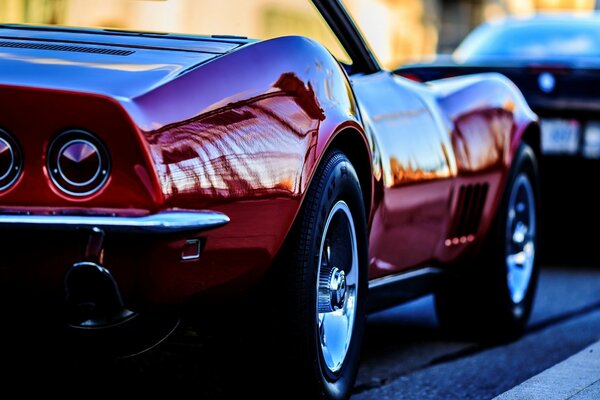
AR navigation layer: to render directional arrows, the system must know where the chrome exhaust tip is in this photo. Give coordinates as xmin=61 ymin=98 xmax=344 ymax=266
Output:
xmin=64 ymin=261 xmax=135 ymax=329
xmin=64 ymin=260 xmax=179 ymax=357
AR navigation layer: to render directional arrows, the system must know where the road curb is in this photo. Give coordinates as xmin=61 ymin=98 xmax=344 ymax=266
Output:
xmin=494 ymin=340 xmax=600 ymax=400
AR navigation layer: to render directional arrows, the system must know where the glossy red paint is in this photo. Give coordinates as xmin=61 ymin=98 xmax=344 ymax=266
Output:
xmin=352 ymin=72 xmax=536 ymax=278
xmin=0 ymin=85 xmax=162 ymax=210
xmin=0 ymin=30 xmax=362 ymax=305
xmin=0 ymin=25 xmax=536 ymax=306
xmin=127 ymin=36 xmax=362 ymax=303
xmin=429 ymin=73 xmax=537 ymax=264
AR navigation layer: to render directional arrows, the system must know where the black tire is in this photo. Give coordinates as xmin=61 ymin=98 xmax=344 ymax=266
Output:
xmin=435 ymin=143 xmax=540 ymax=342
xmin=268 ymin=150 xmax=368 ymax=400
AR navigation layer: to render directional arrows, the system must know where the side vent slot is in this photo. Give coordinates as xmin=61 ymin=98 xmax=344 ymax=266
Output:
xmin=446 ymin=183 xmax=489 ymax=246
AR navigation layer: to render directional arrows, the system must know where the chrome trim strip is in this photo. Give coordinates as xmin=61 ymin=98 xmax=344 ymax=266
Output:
xmin=368 ymin=267 xmax=443 ymax=290
xmin=0 ymin=211 xmax=229 ymax=234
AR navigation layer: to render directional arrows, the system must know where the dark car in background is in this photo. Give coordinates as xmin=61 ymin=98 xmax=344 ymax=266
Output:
xmin=397 ymin=14 xmax=600 ymax=261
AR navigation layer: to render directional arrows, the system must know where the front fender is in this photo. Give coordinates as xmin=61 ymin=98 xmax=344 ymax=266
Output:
xmin=428 ymin=73 xmax=539 ymax=263
xmin=428 ymin=73 xmax=538 ymax=170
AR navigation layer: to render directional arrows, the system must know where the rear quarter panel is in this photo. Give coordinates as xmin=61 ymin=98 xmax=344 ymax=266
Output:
xmin=123 ymin=36 xmax=369 ymax=303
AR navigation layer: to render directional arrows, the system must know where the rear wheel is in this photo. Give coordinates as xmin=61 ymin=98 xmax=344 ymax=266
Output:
xmin=435 ymin=143 xmax=539 ymax=341
xmin=270 ymin=150 xmax=367 ymax=400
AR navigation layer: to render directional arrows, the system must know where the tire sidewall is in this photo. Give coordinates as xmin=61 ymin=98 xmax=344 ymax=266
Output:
xmin=494 ymin=144 xmax=540 ymax=330
xmin=308 ymin=152 xmax=368 ymax=400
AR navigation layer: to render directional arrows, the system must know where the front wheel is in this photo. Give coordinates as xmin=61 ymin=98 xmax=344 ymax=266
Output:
xmin=436 ymin=143 xmax=540 ymax=341
xmin=270 ymin=150 xmax=367 ymax=400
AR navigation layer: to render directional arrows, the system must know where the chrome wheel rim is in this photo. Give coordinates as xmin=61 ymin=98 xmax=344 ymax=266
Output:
xmin=316 ymin=200 xmax=358 ymax=374
xmin=506 ymin=173 xmax=536 ymax=304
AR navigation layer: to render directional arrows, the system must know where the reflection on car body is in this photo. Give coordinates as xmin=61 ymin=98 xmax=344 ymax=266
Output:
xmin=0 ymin=1 xmax=540 ymax=398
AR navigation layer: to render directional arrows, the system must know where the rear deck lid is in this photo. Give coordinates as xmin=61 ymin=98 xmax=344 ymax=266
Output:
xmin=0 ymin=25 xmax=248 ymax=99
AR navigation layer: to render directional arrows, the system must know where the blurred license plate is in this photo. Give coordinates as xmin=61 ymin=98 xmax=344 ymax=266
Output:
xmin=541 ymin=119 xmax=580 ymax=155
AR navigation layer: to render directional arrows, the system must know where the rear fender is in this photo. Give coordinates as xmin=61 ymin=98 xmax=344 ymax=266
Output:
xmin=122 ymin=36 xmax=371 ymax=302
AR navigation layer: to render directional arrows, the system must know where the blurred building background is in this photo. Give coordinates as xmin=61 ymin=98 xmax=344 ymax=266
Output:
xmin=0 ymin=0 xmax=599 ymax=68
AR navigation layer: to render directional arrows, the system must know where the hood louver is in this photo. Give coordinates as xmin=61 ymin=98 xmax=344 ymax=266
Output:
xmin=0 ymin=40 xmax=134 ymax=56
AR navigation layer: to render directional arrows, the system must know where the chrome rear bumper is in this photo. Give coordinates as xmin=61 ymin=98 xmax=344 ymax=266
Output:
xmin=0 ymin=210 xmax=229 ymax=234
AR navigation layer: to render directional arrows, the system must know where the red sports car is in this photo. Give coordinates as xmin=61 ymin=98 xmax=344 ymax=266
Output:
xmin=0 ymin=0 xmax=539 ymax=398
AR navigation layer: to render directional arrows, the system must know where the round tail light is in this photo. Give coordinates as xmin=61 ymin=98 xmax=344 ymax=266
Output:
xmin=0 ymin=129 xmax=23 ymax=192
xmin=48 ymin=130 xmax=110 ymax=196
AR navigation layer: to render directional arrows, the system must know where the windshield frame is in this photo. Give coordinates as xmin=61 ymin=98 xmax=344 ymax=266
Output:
xmin=313 ymin=0 xmax=380 ymax=74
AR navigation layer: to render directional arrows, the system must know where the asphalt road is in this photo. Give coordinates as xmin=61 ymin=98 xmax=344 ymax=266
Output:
xmin=353 ymin=264 xmax=600 ymax=399
xmin=4 ymin=264 xmax=600 ymax=398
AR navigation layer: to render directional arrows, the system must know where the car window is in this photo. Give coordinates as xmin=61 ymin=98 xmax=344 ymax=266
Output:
xmin=0 ymin=0 xmax=351 ymax=64
xmin=455 ymin=19 xmax=600 ymax=62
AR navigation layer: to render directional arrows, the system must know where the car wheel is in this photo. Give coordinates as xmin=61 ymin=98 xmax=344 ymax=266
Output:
xmin=270 ymin=150 xmax=367 ymax=400
xmin=435 ymin=143 xmax=540 ymax=341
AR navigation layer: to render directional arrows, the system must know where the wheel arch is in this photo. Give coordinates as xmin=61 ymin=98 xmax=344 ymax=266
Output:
xmin=326 ymin=127 xmax=373 ymax=221
xmin=520 ymin=122 xmax=542 ymax=163
xmin=271 ymin=123 xmax=374 ymax=267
